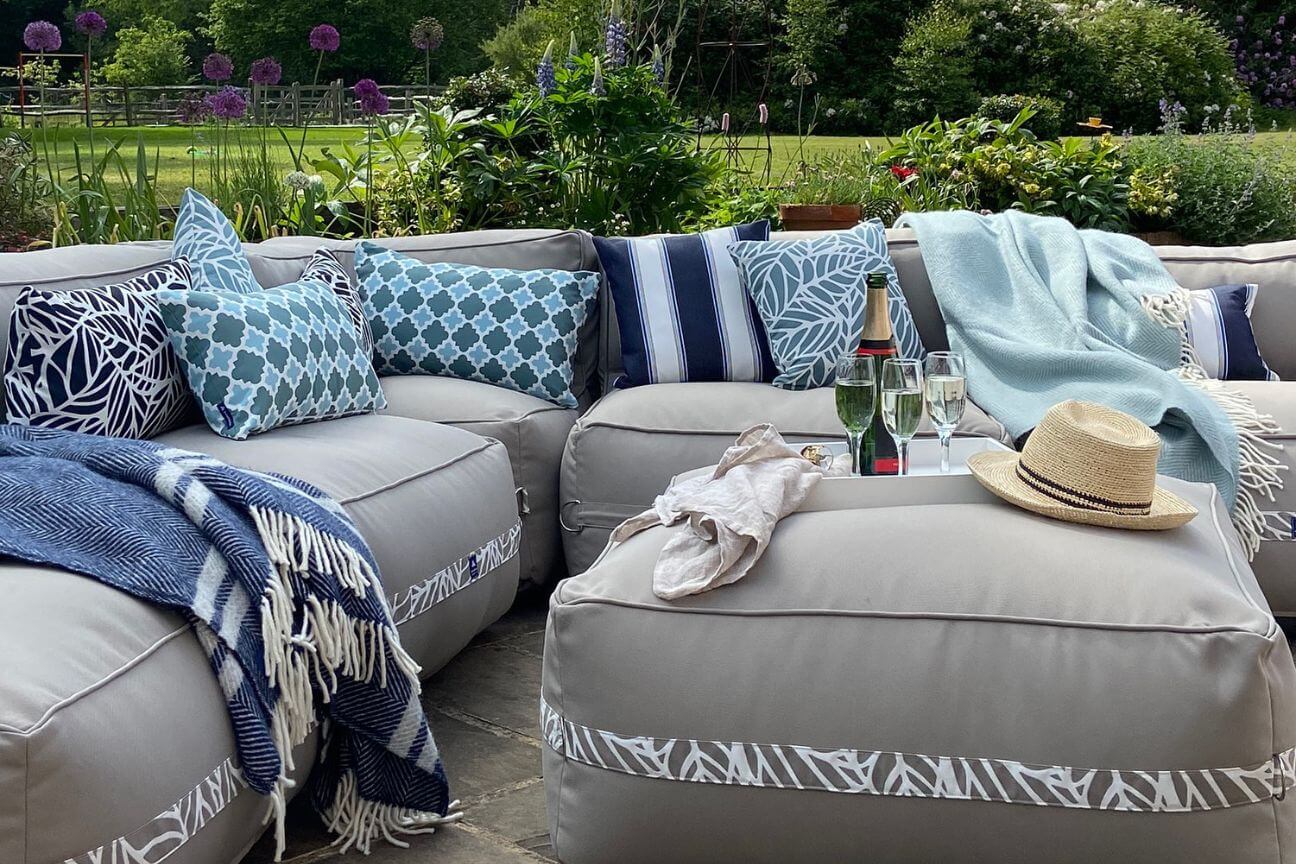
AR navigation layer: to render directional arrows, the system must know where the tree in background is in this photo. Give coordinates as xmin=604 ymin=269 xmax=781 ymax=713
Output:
xmin=100 ymin=16 xmax=192 ymax=86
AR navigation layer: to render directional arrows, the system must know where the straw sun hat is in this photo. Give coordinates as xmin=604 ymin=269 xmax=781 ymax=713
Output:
xmin=967 ymin=400 xmax=1198 ymax=530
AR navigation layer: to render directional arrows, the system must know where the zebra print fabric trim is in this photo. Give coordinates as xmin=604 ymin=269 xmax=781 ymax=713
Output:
xmin=66 ymin=757 xmax=245 ymax=864
xmin=541 ymin=698 xmax=1296 ymax=813
xmin=388 ymin=521 xmax=521 ymax=625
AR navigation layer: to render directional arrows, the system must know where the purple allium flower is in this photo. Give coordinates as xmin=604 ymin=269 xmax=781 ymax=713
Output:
xmin=590 ymin=57 xmax=606 ymax=95
xmin=310 ymin=23 xmax=340 ymax=53
xmin=410 ymin=17 xmax=444 ymax=52
xmin=650 ymin=43 xmax=665 ymax=83
xmin=536 ymin=41 xmax=556 ymax=96
xmin=75 ymin=10 xmax=107 ymax=38
xmin=604 ymin=0 xmax=628 ymax=67
xmin=177 ymin=93 xmax=212 ymax=124
xmin=354 ymin=79 xmax=389 ymax=116
xmin=23 ymin=21 xmax=61 ymax=52
xmin=205 ymin=85 xmax=247 ymax=120
xmin=203 ymin=53 xmax=233 ymax=82
xmin=250 ymin=57 xmax=282 ymax=86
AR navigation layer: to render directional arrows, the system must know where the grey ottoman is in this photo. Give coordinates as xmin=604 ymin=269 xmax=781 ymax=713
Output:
xmin=542 ymin=474 xmax=1296 ymax=863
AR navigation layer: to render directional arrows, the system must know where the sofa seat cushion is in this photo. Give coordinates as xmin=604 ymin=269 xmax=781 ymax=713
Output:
xmin=0 ymin=563 xmax=318 ymax=864
xmin=382 ymin=376 xmax=575 ymax=586
xmin=559 ymin=381 xmax=1013 ymax=575
xmin=1218 ymin=381 xmax=1296 ymax=615
xmin=155 ymin=413 xmax=521 ymax=671
xmin=543 ymin=476 xmax=1296 ymax=863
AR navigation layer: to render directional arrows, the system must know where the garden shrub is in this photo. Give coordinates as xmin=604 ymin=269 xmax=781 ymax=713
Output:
xmin=1068 ymin=0 xmax=1239 ymax=133
xmin=0 ymin=132 xmax=52 ymax=251
xmin=437 ymin=68 xmax=521 ymax=114
xmin=893 ymin=0 xmax=1095 ymax=126
xmin=1228 ymin=11 xmax=1295 ymax=111
xmin=100 ymin=16 xmax=191 ymax=87
xmin=1124 ymin=109 xmax=1296 ymax=244
xmin=976 ymin=94 xmax=1063 ymax=140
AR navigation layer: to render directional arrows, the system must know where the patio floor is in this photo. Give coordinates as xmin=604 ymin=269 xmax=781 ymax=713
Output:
xmin=242 ymin=586 xmax=554 ymax=864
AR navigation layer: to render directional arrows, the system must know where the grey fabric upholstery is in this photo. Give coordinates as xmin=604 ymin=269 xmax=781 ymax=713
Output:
xmin=544 ymin=475 xmax=1296 ymax=863
xmin=381 ymin=376 xmax=576 ymax=585
xmin=559 ymin=381 xmax=1014 ymax=575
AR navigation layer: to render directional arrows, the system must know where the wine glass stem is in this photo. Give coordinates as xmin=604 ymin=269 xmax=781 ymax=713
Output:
xmin=848 ymin=431 xmax=862 ymax=475
xmin=939 ymin=428 xmax=952 ymax=474
xmin=896 ymin=437 xmax=909 ymax=476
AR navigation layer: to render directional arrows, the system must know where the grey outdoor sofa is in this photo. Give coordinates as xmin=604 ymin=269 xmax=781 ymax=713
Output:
xmin=1 ymin=227 xmax=1295 ymax=863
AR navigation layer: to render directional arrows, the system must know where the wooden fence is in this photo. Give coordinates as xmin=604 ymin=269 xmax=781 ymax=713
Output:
xmin=0 ymin=81 xmax=445 ymax=127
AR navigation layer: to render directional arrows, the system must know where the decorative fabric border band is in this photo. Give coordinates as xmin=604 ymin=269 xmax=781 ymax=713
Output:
xmin=389 ymin=521 xmax=522 ymax=625
xmin=66 ymin=757 xmax=246 ymax=864
xmin=541 ymin=698 xmax=1296 ymax=813
xmin=1261 ymin=511 xmax=1296 ymax=542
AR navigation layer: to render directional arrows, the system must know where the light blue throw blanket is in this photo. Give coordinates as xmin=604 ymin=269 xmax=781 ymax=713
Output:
xmin=898 ymin=210 xmax=1276 ymax=540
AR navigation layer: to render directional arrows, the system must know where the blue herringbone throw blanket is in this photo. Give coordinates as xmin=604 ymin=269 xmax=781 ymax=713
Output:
xmin=897 ymin=210 xmax=1283 ymax=552
xmin=0 ymin=425 xmax=456 ymax=857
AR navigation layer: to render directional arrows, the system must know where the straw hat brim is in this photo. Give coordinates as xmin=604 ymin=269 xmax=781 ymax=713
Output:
xmin=966 ymin=452 xmax=1198 ymax=531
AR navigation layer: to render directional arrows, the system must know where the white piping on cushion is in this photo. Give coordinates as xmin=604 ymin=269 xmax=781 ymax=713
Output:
xmin=541 ymin=697 xmax=1296 ymax=813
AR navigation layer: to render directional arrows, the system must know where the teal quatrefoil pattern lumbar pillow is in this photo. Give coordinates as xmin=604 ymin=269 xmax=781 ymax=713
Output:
xmin=171 ymin=188 xmax=260 ymax=294
xmin=154 ymin=278 xmax=386 ymax=439
xmin=729 ymin=220 xmax=925 ymax=390
xmin=355 ymin=242 xmax=600 ymax=408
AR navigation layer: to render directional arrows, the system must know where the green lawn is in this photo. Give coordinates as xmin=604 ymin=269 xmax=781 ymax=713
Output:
xmin=24 ymin=125 xmax=1296 ymax=199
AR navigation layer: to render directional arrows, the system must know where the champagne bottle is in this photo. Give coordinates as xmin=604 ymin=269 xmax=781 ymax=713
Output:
xmin=855 ymin=271 xmax=899 ymax=475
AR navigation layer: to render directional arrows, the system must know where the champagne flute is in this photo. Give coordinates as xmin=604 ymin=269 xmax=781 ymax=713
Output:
xmin=881 ymin=358 xmax=923 ymax=476
xmin=924 ymin=351 xmax=967 ymax=474
xmin=835 ymin=354 xmax=876 ymax=476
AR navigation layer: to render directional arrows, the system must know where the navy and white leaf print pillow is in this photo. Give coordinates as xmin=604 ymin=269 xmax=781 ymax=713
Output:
xmin=729 ymin=220 xmax=925 ymax=390
xmin=4 ymin=259 xmax=196 ymax=439
xmin=172 ymin=188 xmax=259 ymax=294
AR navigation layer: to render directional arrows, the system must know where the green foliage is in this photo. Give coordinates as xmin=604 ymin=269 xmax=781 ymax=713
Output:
xmin=1124 ymin=117 xmax=1296 ymax=244
xmin=1069 ymin=0 xmax=1239 ymax=133
xmin=781 ymin=0 xmax=840 ymax=84
xmin=416 ymin=0 xmax=514 ymax=82
xmin=894 ymin=0 xmax=1094 ymax=126
xmin=880 ymin=111 xmax=1131 ymax=230
xmin=100 ymin=17 xmax=192 ymax=87
xmin=51 ymin=137 xmax=174 ymax=245
xmin=438 ymin=68 xmax=522 ymax=114
xmin=0 ymin=132 xmax=53 ymax=251
xmin=977 ymin=94 xmax=1063 ymax=140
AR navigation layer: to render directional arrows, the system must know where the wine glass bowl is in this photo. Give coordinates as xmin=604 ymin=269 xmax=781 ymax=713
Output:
xmin=923 ymin=352 xmax=967 ymax=474
xmin=881 ymin=358 xmax=924 ymax=476
xmin=835 ymin=354 xmax=877 ymax=476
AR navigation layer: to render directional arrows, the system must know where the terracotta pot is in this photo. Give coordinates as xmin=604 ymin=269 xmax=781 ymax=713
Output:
xmin=1134 ymin=230 xmax=1186 ymax=246
xmin=778 ymin=204 xmax=862 ymax=232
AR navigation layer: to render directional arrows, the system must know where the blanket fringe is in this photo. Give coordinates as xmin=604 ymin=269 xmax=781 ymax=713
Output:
xmin=1142 ymin=289 xmax=1286 ymax=557
xmin=323 ymin=771 xmax=463 ymax=854
xmin=247 ymin=506 xmax=426 ymax=860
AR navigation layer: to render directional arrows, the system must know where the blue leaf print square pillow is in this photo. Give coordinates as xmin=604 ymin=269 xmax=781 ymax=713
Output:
xmin=729 ymin=220 xmax=925 ymax=390
xmin=172 ymin=188 xmax=260 ymax=294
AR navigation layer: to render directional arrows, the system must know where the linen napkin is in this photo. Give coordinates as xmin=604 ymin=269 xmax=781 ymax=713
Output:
xmin=610 ymin=424 xmax=824 ymax=600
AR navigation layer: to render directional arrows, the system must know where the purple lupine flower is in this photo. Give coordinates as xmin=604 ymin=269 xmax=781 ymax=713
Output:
xmin=566 ymin=31 xmax=579 ymax=69
xmin=250 ymin=57 xmax=282 ymax=86
xmin=354 ymin=79 xmax=389 ymax=116
xmin=604 ymin=0 xmax=628 ymax=67
xmin=23 ymin=21 xmax=61 ymax=52
xmin=590 ymin=57 xmax=606 ymax=95
xmin=651 ymin=43 xmax=665 ymax=83
xmin=410 ymin=17 xmax=444 ymax=52
xmin=203 ymin=53 xmax=233 ymax=82
xmin=205 ymin=86 xmax=247 ymax=120
xmin=758 ymin=102 xmax=769 ymax=125
xmin=536 ymin=41 xmax=557 ymax=96
xmin=310 ymin=23 xmax=340 ymax=53
xmin=75 ymin=10 xmax=107 ymax=38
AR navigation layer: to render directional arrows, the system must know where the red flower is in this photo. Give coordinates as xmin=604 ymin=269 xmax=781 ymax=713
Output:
xmin=890 ymin=165 xmax=917 ymax=181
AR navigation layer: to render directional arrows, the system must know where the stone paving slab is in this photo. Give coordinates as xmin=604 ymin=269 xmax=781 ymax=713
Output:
xmin=242 ymin=587 xmax=553 ymax=864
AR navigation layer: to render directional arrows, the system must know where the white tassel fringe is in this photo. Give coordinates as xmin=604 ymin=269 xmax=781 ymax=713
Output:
xmin=246 ymin=506 xmax=428 ymax=860
xmin=1142 ymin=288 xmax=1286 ymax=557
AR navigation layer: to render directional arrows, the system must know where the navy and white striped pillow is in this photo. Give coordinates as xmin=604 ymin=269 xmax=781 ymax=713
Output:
xmin=595 ymin=221 xmax=777 ymax=387
xmin=1184 ymin=283 xmax=1278 ymax=381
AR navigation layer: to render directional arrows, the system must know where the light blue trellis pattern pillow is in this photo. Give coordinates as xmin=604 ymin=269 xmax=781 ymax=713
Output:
xmin=355 ymin=242 xmax=600 ymax=409
xmin=729 ymin=220 xmax=925 ymax=390
xmin=171 ymin=188 xmax=260 ymax=294
xmin=154 ymin=278 xmax=385 ymax=440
